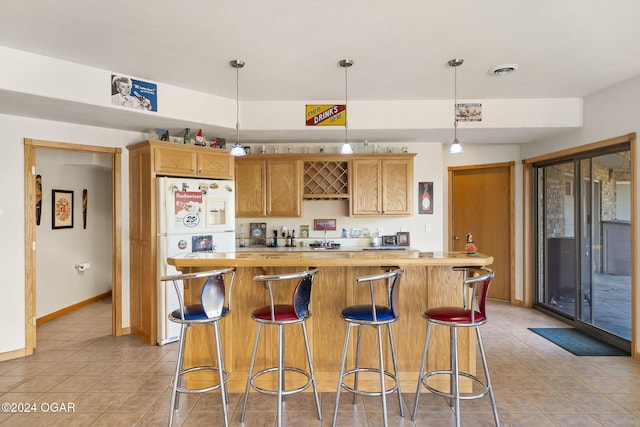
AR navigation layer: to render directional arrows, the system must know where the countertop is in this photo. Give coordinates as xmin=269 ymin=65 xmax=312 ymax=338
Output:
xmin=235 ymin=246 xmax=419 ymax=252
xmin=168 ymin=250 xmax=493 ymax=268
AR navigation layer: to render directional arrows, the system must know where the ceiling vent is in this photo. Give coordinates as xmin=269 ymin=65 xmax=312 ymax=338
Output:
xmin=488 ymin=64 xmax=518 ymax=76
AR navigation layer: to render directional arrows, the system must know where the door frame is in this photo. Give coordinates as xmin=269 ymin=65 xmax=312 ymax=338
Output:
xmin=24 ymin=138 xmax=123 ymax=355
xmin=522 ymin=133 xmax=637 ymax=360
xmin=448 ymin=161 xmax=515 ymax=303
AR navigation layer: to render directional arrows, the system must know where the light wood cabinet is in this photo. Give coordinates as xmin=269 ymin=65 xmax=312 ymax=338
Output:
xmin=235 ymin=157 xmax=302 ymax=217
xmin=350 ymin=156 xmax=414 ymax=216
xmin=154 ymin=143 xmax=233 ymax=179
xmin=127 ymin=140 xmax=234 ymax=344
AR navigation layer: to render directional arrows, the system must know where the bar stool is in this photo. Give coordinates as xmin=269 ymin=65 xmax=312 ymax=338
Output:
xmin=161 ymin=267 xmax=236 ymax=427
xmin=240 ymin=268 xmax=321 ymax=427
xmin=332 ymin=268 xmax=404 ymax=427
xmin=412 ymin=266 xmax=500 ymax=427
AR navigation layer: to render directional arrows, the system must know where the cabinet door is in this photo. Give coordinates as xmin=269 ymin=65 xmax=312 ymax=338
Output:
xmin=350 ymin=159 xmax=381 ymax=215
xmin=381 ymin=159 xmax=412 ymax=215
xmin=197 ymin=151 xmax=234 ymax=179
xmin=154 ymin=146 xmax=197 ymax=176
xmin=267 ymin=160 xmax=302 ymax=217
xmin=235 ymin=160 xmax=267 ymax=217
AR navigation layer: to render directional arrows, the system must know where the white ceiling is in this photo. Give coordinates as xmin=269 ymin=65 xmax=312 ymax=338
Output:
xmin=1 ymin=0 xmax=640 ymax=145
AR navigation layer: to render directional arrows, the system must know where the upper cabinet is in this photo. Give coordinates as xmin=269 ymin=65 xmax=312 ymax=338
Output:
xmin=153 ymin=143 xmax=233 ymax=179
xmin=235 ymin=157 xmax=302 ymax=217
xmin=350 ymin=156 xmax=414 ymax=216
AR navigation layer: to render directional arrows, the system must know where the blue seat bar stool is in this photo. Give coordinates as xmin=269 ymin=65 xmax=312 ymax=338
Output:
xmin=161 ymin=267 xmax=236 ymax=427
xmin=412 ymin=266 xmax=500 ymax=427
xmin=332 ymin=268 xmax=405 ymax=427
xmin=240 ymin=268 xmax=321 ymax=427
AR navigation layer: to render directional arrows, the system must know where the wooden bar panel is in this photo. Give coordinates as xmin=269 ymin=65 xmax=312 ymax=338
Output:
xmin=170 ymin=252 xmax=491 ymax=392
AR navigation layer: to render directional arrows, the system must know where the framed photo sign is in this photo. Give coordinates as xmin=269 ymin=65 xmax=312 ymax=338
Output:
xmin=52 ymin=189 xmax=74 ymax=229
xmin=313 ymin=219 xmax=336 ymax=231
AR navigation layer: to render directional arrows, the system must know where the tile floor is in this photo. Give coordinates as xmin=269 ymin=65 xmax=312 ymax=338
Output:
xmin=1 ymin=298 xmax=639 ymax=426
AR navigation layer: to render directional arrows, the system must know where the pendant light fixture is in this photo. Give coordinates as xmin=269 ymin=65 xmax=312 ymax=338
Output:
xmin=229 ymin=59 xmax=247 ymax=156
xmin=339 ymin=59 xmax=354 ymax=155
xmin=448 ymin=58 xmax=464 ymax=154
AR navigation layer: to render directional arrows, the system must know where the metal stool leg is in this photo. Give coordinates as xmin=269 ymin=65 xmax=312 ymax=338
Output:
xmin=352 ymin=324 xmax=362 ymax=405
xmin=451 ymin=326 xmax=461 ymax=427
xmin=276 ymin=324 xmax=284 ymax=427
xmin=412 ymin=321 xmax=433 ymax=421
xmin=241 ymin=323 xmax=262 ymax=422
xmin=332 ymin=322 xmax=352 ymax=426
xmin=301 ymin=322 xmax=322 ymax=420
xmin=376 ymin=324 xmax=389 ymax=427
xmin=476 ymin=328 xmax=500 ymax=426
xmin=213 ymin=321 xmax=228 ymax=426
xmin=387 ymin=323 xmax=404 ymax=417
xmin=168 ymin=324 xmax=187 ymax=426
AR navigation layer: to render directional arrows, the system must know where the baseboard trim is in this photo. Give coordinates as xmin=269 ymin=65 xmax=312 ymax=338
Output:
xmin=36 ymin=291 xmax=112 ymax=325
xmin=0 ymin=348 xmax=28 ymax=362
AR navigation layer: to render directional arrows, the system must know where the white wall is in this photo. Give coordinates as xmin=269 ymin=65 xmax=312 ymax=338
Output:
xmin=35 ymin=150 xmax=113 ymax=317
xmin=0 ymin=113 xmax=144 ymax=354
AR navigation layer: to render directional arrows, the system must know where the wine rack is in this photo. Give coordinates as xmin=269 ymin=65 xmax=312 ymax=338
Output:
xmin=303 ymin=161 xmax=349 ymax=199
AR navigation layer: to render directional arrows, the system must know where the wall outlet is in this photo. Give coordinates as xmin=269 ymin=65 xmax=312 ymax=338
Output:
xmin=425 ymin=224 xmax=432 ymax=232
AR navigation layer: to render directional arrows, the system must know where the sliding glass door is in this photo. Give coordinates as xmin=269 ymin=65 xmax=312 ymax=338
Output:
xmin=535 ymin=144 xmax=631 ymax=348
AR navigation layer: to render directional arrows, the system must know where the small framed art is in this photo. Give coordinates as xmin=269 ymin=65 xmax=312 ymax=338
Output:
xmin=397 ymin=232 xmax=410 ymax=246
xmin=382 ymin=235 xmax=398 ymax=246
xmin=52 ymin=189 xmax=74 ymax=229
xmin=313 ymin=219 xmax=336 ymax=231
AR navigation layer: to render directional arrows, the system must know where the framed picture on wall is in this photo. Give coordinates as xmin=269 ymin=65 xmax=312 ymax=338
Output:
xmin=418 ymin=181 xmax=433 ymax=214
xmin=52 ymin=189 xmax=74 ymax=229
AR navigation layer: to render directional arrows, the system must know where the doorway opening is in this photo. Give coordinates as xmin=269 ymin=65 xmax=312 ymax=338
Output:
xmin=24 ymin=139 xmax=123 ymax=355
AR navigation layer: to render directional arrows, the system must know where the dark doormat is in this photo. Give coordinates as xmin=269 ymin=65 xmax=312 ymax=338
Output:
xmin=528 ymin=328 xmax=630 ymax=356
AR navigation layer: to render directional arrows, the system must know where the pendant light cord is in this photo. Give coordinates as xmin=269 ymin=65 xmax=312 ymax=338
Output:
xmin=344 ymin=62 xmax=349 ymax=142
xmin=236 ymin=64 xmax=240 ymax=145
xmin=453 ymin=62 xmax=457 ymax=139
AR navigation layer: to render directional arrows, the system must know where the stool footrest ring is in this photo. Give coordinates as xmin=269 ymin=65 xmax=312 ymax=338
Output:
xmin=172 ymin=366 xmax=229 ymax=394
xmin=250 ymin=366 xmax=312 ymax=396
xmin=339 ymin=367 xmax=400 ymax=397
xmin=420 ymin=370 xmax=490 ymax=401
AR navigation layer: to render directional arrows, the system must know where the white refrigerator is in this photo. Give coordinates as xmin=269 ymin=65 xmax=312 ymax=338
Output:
xmin=157 ymin=176 xmax=236 ymax=345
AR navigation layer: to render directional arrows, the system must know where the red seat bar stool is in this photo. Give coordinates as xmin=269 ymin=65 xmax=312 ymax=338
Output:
xmin=161 ymin=267 xmax=236 ymax=427
xmin=332 ymin=268 xmax=405 ymax=427
xmin=240 ymin=268 xmax=321 ymax=427
xmin=412 ymin=266 xmax=500 ymax=426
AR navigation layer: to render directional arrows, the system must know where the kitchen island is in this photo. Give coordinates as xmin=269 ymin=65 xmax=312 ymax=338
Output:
xmin=168 ymin=250 xmax=493 ymax=392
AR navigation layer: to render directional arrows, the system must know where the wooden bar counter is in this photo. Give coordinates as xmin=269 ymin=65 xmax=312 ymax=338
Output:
xmin=168 ymin=250 xmax=493 ymax=392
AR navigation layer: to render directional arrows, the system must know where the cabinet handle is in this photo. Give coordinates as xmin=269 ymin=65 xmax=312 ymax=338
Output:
xmin=198 ymin=170 xmax=203 ymax=174
xmin=191 ymin=169 xmax=196 ymax=173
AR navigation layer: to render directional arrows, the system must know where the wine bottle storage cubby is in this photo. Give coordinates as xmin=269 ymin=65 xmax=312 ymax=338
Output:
xmin=303 ymin=161 xmax=349 ymax=199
